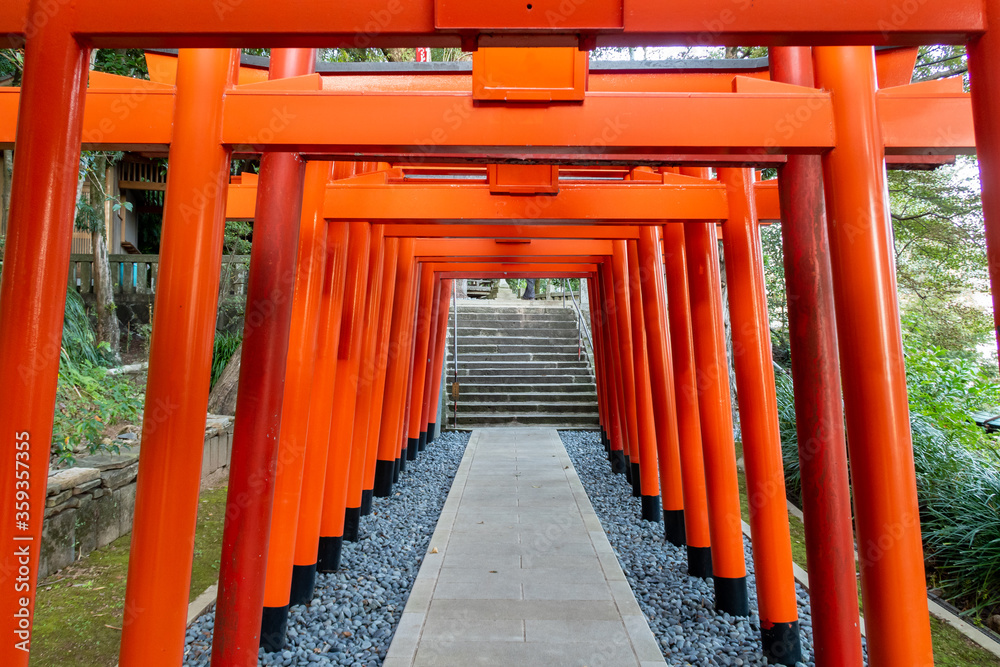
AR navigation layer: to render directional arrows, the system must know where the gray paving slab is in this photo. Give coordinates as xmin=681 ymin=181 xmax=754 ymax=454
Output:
xmin=384 ymin=427 xmax=666 ymax=666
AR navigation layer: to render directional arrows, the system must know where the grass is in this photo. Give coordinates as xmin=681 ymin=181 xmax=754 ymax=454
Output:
xmin=30 ymin=486 xmax=229 ymax=667
xmin=733 ymin=442 xmax=1000 ymax=666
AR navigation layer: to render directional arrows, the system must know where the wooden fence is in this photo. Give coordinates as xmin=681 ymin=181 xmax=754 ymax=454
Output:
xmin=68 ymin=254 xmax=251 ymax=301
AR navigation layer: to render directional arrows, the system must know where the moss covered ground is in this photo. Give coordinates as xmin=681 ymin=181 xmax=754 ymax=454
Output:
xmin=30 ymin=486 xmax=228 ymax=667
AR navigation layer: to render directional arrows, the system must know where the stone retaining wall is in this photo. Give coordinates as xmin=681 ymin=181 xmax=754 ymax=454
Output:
xmin=39 ymin=415 xmax=234 ymax=580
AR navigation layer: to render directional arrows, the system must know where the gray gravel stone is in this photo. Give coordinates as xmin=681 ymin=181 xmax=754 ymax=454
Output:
xmin=559 ymin=429 xmax=868 ymax=667
xmin=182 ymin=431 xmax=470 ymax=667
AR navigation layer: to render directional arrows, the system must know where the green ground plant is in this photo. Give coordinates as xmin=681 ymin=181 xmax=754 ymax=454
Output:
xmin=210 ymin=330 xmax=243 ymax=388
xmin=773 ymin=335 xmax=1000 ymax=624
xmin=52 ymin=289 xmax=143 ymax=466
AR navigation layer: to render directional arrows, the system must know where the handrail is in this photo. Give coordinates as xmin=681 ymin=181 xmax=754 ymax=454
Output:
xmin=564 ymin=280 xmax=595 ymax=365
xmin=452 ymin=282 xmax=459 ymax=429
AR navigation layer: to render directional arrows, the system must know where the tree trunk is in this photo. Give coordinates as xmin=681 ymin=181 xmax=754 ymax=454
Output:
xmin=454 ymin=278 xmax=468 ymax=299
xmin=89 ymin=155 xmax=120 ymax=363
xmin=207 ymin=342 xmax=242 ymax=415
xmin=0 ymin=150 xmax=11 ymax=240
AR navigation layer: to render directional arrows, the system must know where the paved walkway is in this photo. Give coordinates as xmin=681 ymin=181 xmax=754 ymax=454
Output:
xmin=384 ymin=428 xmax=666 ymax=667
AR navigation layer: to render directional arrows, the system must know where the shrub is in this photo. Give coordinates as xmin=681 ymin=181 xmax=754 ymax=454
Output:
xmin=52 ymin=290 xmax=143 ymax=465
xmin=772 ymin=338 xmax=1000 ymax=620
xmin=210 ymin=331 xmax=242 ymax=388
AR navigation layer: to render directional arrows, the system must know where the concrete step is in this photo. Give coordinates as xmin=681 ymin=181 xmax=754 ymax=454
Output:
xmin=458 ymin=391 xmax=598 ymax=403
xmin=447 ymin=348 xmax=582 ymax=361
xmin=450 ymin=314 xmax=577 ymax=325
xmin=448 ymin=352 xmax=585 ymax=363
xmin=455 ymin=381 xmax=598 ymax=392
xmin=451 ymin=325 xmax=579 ymax=337
xmin=448 ymin=370 xmax=594 ymax=386
xmin=454 ymin=401 xmax=598 ymax=414
xmin=452 ymin=335 xmax=581 ymax=347
xmin=444 ymin=412 xmax=601 ymax=427
xmin=449 ymin=365 xmax=593 ymax=376
xmin=454 ymin=305 xmax=578 ymax=316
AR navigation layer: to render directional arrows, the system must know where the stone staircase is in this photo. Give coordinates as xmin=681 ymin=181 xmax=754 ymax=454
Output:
xmin=445 ymin=302 xmax=600 ymax=428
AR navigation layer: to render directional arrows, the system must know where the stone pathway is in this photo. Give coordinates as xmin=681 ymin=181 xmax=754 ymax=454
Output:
xmin=383 ymin=427 xmax=666 ymax=667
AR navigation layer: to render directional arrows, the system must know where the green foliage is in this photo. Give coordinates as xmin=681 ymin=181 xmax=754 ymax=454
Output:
xmin=210 ymin=331 xmax=243 ymax=388
xmin=92 ymin=49 xmax=150 ymax=79
xmin=0 ymin=49 xmax=23 ymax=85
xmin=772 ymin=367 xmax=802 ymax=504
xmin=223 ymin=219 xmax=253 ymax=256
xmin=773 ymin=333 xmax=1000 ymax=620
xmin=61 ymin=288 xmax=111 ymax=368
xmin=904 ymin=338 xmax=1000 ymax=454
xmin=53 ymin=290 xmax=142 ymax=465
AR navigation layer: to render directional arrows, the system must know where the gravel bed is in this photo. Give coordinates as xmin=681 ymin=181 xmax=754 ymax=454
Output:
xmin=561 ymin=429 xmax=868 ymax=667
xmin=183 ymin=431 xmax=471 ymax=667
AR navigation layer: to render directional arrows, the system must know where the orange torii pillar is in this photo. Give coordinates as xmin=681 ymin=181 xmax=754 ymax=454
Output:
xmin=593 ymin=273 xmax=625 ymax=474
xmin=587 ymin=276 xmax=613 ymax=460
xmin=814 ymin=46 xmax=934 ymax=664
xmin=288 ymin=219 xmax=351 ymax=602
xmin=119 ymin=49 xmax=239 ymax=666
xmin=636 ymin=227 xmax=687 ymax=544
xmin=360 ymin=237 xmax=401 ymax=510
xmin=408 ymin=264 xmax=437 ymax=456
xmin=212 ymin=48 xmax=314 ymax=663
xmin=423 ymin=278 xmax=454 ymax=445
xmin=0 ymin=12 xmax=90 ymax=665
xmin=624 ymin=240 xmax=663 ymax=521
xmin=598 ymin=267 xmax=629 ymax=475
xmin=374 ymin=239 xmax=418 ymax=496
xmin=662 ymin=224 xmax=713 ymax=578
xmin=770 ymin=47 xmax=863 ymax=666
xmin=609 ymin=248 xmax=643 ymax=497
xmin=400 ymin=266 xmax=423 ymax=466
xmin=682 ymin=167 xmax=749 ymax=617
xmin=718 ymin=168 xmax=801 ymax=664
xmin=260 ymin=160 xmax=332 ymax=652
xmin=969 ymin=0 xmax=1000 ymax=374
xmin=415 ymin=275 xmax=442 ymax=451
xmin=318 ymin=221 xmax=372 ymax=569
xmin=344 ymin=226 xmax=386 ymax=540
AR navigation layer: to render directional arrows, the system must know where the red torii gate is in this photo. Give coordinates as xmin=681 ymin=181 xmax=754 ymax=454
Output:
xmin=1 ymin=3 xmax=1000 ymax=666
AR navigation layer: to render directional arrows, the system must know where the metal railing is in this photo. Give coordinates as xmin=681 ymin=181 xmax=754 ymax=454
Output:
xmin=452 ymin=283 xmax=459 ymax=428
xmin=564 ymin=279 xmax=596 ymax=367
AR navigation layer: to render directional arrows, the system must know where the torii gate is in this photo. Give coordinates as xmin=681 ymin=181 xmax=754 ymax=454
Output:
xmin=1 ymin=2 xmax=999 ymax=666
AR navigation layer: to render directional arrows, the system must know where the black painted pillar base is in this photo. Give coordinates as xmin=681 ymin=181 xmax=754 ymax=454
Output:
xmin=630 ymin=462 xmax=641 ymax=498
xmin=260 ymin=605 xmax=289 ymax=652
xmin=374 ymin=459 xmax=395 ymax=497
xmin=344 ymin=506 xmax=361 ymax=542
xmin=762 ymin=621 xmax=802 ymax=666
xmin=418 ymin=430 xmax=427 ymax=451
xmin=407 ymin=437 xmax=419 ymax=460
xmin=664 ymin=509 xmax=686 ymax=547
xmin=687 ymin=546 xmax=713 ymax=579
xmin=289 ymin=563 xmax=317 ymax=606
xmin=714 ymin=575 xmax=750 ymax=617
xmin=624 ymin=455 xmax=632 ymax=483
xmin=609 ymin=449 xmax=627 ymax=474
xmin=360 ymin=488 xmax=373 ymax=516
xmin=427 ymin=422 xmax=436 ymax=445
xmin=602 ymin=430 xmax=610 ymax=452
xmin=317 ymin=535 xmax=344 ymax=573
xmin=398 ymin=450 xmax=407 ymax=473
xmin=640 ymin=495 xmax=662 ymax=522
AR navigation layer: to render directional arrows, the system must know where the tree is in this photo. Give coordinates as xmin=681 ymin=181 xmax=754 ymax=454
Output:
xmin=76 ymin=151 xmax=130 ymax=364
xmin=0 ymin=48 xmax=148 ymax=361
